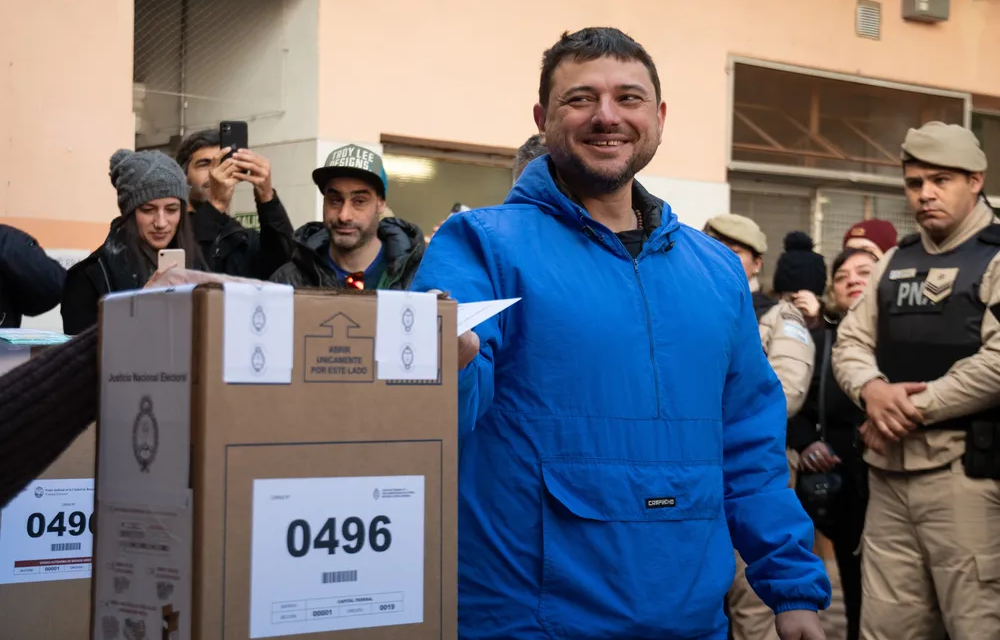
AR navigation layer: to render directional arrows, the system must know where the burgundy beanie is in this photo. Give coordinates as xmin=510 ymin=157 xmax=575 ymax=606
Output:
xmin=843 ymin=219 xmax=898 ymax=254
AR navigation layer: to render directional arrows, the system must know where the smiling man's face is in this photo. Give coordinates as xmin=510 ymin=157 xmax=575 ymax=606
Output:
xmin=534 ymin=56 xmax=666 ymax=197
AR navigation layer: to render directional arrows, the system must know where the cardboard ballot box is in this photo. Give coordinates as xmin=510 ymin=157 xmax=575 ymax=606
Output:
xmin=92 ymin=284 xmax=458 ymax=640
xmin=0 ymin=329 xmax=96 ymax=640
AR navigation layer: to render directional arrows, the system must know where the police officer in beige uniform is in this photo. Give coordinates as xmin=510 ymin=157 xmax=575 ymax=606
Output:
xmin=832 ymin=121 xmax=1000 ymax=640
xmin=705 ymin=215 xmax=817 ymax=640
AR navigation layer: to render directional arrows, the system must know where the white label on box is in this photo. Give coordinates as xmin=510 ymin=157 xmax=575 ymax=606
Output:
xmin=249 ymin=476 xmax=426 ymax=638
xmin=0 ymin=478 xmax=94 ymax=585
xmin=223 ymin=282 xmax=295 ymax=384
xmin=375 ymin=291 xmax=438 ymax=380
xmin=91 ymin=498 xmax=193 ymax=640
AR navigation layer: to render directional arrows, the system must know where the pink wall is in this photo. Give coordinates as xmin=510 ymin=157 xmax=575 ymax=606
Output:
xmin=317 ymin=0 xmax=1000 ymax=184
xmin=1 ymin=0 xmax=134 ymax=250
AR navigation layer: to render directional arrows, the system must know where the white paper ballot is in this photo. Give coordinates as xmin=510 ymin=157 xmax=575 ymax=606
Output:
xmin=456 ymin=298 xmax=521 ymax=336
xmin=375 ymin=291 xmax=438 ymax=380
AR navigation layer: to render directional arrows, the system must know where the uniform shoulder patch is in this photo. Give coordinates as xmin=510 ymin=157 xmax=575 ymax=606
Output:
xmin=780 ymin=319 xmax=812 ymax=346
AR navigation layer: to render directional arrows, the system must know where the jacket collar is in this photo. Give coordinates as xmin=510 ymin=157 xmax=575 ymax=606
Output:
xmin=290 ymin=218 xmax=426 ymax=286
xmin=506 ymin=155 xmax=678 ymax=255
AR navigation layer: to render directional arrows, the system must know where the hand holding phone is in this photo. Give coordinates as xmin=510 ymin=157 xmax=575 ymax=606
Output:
xmin=158 ymin=249 xmax=185 ymax=272
xmin=219 ymin=120 xmax=249 ymax=162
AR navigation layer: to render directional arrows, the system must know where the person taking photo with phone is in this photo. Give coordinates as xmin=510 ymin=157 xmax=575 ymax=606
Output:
xmin=174 ymin=127 xmax=295 ymax=279
xmin=61 ymin=149 xmax=205 ymax=335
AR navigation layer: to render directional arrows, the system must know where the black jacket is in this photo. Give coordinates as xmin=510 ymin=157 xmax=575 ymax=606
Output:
xmin=787 ymin=320 xmax=866 ymax=459
xmin=60 ymin=219 xmax=209 ymax=335
xmin=270 ymin=218 xmax=426 ymax=290
xmin=191 ymin=193 xmax=295 ymax=280
xmin=0 ymin=225 xmax=66 ymax=328
xmin=61 ymin=219 xmax=139 ymax=335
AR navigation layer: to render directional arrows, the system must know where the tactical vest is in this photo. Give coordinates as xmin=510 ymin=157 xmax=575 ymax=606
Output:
xmin=876 ymin=224 xmax=1000 ymax=430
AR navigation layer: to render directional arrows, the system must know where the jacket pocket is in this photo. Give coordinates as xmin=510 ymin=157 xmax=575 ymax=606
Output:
xmin=537 ymin=457 xmax=726 ymax=640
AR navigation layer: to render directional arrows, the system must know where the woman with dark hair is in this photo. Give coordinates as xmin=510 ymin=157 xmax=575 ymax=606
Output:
xmin=61 ymin=149 xmax=206 ymax=334
xmin=787 ymin=246 xmax=879 ymax=640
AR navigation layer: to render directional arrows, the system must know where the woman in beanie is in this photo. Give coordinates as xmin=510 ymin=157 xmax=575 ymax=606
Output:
xmin=61 ymin=149 xmax=205 ymax=334
xmin=786 ymin=246 xmax=879 ymax=640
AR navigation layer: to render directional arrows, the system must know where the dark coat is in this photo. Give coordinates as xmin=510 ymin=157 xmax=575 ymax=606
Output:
xmin=270 ymin=218 xmax=425 ymax=290
xmin=190 ymin=193 xmax=295 ymax=280
xmin=0 ymin=225 xmax=66 ymax=328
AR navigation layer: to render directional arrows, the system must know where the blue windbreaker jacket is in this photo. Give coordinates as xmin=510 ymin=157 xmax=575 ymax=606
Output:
xmin=410 ymin=156 xmax=832 ymax=640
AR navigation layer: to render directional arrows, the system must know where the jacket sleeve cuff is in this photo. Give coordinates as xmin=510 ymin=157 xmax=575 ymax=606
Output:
xmin=773 ymin=601 xmax=820 ymax=614
xmin=255 ymin=190 xmax=283 ymax=220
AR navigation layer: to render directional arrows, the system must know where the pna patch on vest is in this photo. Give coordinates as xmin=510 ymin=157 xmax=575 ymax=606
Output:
xmin=890 ymin=275 xmax=943 ymax=315
xmin=645 ymin=496 xmax=677 ymax=509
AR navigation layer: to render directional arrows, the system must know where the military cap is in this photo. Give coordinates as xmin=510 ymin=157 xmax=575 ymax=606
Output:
xmin=703 ymin=213 xmax=768 ymax=255
xmin=900 ymin=121 xmax=988 ymax=173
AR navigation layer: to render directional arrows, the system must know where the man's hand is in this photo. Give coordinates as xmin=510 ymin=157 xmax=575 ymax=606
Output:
xmin=459 ymin=331 xmax=480 ymax=369
xmin=775 ymin=610 xmax=825 ymax=640
xmin=425 ymin=288 xmax=480 ymax=370
xmin=208 ymin=147 xmax=240 ymax=212
xmin=859 ymin=378 xmax=927 ymax=441
xmin=799 ymin=442 xmax=841 ymax=473
xmin=233 ymin=150 xmax=275 ymax=203
xmin=859 ymin=420 xmax=889 ymax=455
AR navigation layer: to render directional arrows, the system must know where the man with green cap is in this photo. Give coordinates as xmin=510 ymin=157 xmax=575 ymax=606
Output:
xmin=833 ymin=121 xmax=1000 ymax=639
xmin=271 ymin=144 xmax=425 ymax=290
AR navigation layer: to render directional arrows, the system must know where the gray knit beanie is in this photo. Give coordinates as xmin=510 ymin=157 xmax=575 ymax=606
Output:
xmin=109 ymin=149 xmax=189 ymax=216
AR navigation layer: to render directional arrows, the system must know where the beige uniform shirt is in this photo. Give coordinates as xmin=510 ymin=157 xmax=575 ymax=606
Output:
xmin=759 ymin=300 xmax=815 ymax=417
xmin=832 ymin=202 xmax=1000 ymax=471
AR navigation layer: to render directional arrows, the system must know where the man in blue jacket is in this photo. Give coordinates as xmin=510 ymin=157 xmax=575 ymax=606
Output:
xmin=411 ymin=27 xmax=831 ymax=640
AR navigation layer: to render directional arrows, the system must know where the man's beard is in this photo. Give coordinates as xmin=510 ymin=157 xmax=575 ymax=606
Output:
xmin=546 ymin=127 xmax=658 ymax=197
xmin=328 ymin=221 xmax=378 ymax=253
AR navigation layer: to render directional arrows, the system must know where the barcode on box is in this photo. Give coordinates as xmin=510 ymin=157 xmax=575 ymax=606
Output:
xmin=51 ymin=543 xmax=82 ymax=552
xmin=322 ymin=570 xmax=358 ymax=584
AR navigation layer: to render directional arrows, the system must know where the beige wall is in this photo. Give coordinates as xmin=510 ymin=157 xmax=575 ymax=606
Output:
xmin=317 ymin=0 xmax=1000 ymax=186
xmin=1 ymin=0 xmax=134 ymax=250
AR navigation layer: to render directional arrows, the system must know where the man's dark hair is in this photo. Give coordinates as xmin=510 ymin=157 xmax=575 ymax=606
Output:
xmin=513 ymin=134 xmax=548 ymax=180
xmin=538 ymin=27 xmax=661 ymax=110
xmin=174 ymin=129 xmax=221 ymax=172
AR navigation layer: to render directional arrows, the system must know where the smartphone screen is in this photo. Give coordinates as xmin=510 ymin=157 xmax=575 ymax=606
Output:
xmin=158 ymin=249 xmax=185 ymax=272
xmin=219 ymin=121 xmax=249 ymax=162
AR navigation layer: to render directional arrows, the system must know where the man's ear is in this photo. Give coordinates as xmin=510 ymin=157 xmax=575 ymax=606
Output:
xmin=970 ymin=171 xmax=986 ymax=196
xmin=533 ymin=103 xmax=546 ymax=135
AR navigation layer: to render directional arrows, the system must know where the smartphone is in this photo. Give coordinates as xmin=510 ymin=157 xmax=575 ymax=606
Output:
xmin=158 ymin=249 xmax=185 ymax=272
xmin=219 ymin=120 xmax=249 ymax=162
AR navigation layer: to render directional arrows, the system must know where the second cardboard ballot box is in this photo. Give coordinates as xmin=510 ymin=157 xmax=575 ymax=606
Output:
xmin=92 ymin=284 xmax=457 ymax=640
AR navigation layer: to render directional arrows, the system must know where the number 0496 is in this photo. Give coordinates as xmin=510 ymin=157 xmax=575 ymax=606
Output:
xmin=286 ymin=515 xmax=391 ymax=557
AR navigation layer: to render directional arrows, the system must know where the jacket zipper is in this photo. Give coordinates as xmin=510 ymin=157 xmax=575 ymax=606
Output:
xmin=632 ymin=256 xmax=661 ymax=418
xmin=589 ymin=224 xmax=662 ymax=417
